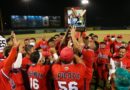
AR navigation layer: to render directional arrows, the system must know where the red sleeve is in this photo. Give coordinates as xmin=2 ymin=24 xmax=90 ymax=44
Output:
xmin=109 ymin=52 xmax=112 ymax=57
xmin=82 ymin=49 xmax=95 ymax=59
xmin=51 ymin=64 xmax=59 ymax=76
xmin=81 ymin=48 xmax=86 ymax=56
xmin=2 ymin=47 xmax=18 ymax=75
xmin=22 ymin=57 xmax=32 ymax=70
xmin=0 ymin=61 xmax=4 ymax=69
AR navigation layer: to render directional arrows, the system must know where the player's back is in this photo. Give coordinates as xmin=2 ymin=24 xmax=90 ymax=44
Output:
xmin=97 ymin=48 xmax=111 ymax=64
xmin=82 ymin=49 xmax=94 ymax=68
xmin=28 ymin=64 xmax=50 ymax=90
xmin=52 ymin=63 xmax=86 ymax=90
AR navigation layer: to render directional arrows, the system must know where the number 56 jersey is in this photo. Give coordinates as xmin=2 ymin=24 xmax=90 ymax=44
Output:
xmin=52 ymin=63 xmax=86 ymax=90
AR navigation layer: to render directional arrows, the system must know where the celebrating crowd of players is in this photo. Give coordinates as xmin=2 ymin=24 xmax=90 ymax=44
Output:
xmin=0 ymin=27 xmax=130 ymax=90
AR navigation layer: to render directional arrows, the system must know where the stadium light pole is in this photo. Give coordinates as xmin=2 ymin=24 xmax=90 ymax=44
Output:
xmin=22 ymin=0 xmax=31 ymax=3
xmin=81 ymin=0 xmax=89 ymax=28
xmin=0 ymin=9 xmax=4 ymax=32
xmin=22 ymin=0 xmax=32 ymax=15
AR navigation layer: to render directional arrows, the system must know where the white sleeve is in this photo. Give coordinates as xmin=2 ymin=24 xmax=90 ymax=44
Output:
xmin=0 ymin=37 xmax=7 ymax=52
xmin=111 ymin=58 xmax=116 ymax=70
xmin=53 ymin=53 xmax=59 ymax=61
xmin=13 ymin=53 xmax=23 ymax=69
xmin=108 ymin=58 xmax=116 ymax=80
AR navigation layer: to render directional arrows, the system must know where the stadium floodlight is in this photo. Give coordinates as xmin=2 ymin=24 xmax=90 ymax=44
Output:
xmin=22 ymin=0 xmax=31 ymax=2
xmin=81 ymin=0 xmax=89 ymax=5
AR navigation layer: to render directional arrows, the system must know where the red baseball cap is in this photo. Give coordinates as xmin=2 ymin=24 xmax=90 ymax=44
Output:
xmin=60 ymin=47 xmax=74 ymax=62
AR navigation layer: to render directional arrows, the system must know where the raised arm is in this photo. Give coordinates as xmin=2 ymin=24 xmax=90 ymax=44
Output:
xmin=50 ymin=47 xmax=59 ymax=61
xmin=59 ymin=28 xmax=70 ymax=48
xmin=13 ymin=44 xmax=23 ymax=69
xmin=2 ymin=33 xmax=19 ymax=75
xmin=71 ymin=26 xmax=83 ymax=52
xmin=78 ymin=33 xmax=85 ymax=47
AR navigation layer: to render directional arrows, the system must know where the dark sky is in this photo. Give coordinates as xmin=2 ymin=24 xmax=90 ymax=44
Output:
xmin=1 ymin=0 xmax=130 ymax=28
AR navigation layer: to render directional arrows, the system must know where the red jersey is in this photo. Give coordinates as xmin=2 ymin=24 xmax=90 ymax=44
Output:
xmin=0 ymin=60 xmax=5 ymax=69
xmin=28 ymin=64 xmax=50 ymax=90
xmin=42 ymin=50 xmax=51 ymax=57
xmin=0 ymin=71 xmax=12 ymax=90
xmin=10 ymin=70 xmax=25 ymax=90
xmin=0 ymin=52 xmax=4 ymax=59
xmin=122 ymin=52 xmax=130 ymax=69
xmin=82 ymin=48 xmax=95 ymax=80
xmin=0 ymin=47 xmax=18 ymax=90
xmin=112 ymin=41 xmax=122 ymax=53
xmin=22 ymin=56 xmax=32 ymax=70
xmin=105 ymin=40 xmax=112 ymax=50
xmin=52 ymin=63 xmax=86 ymax=90
xmin=35 ymin=40 xmax=49 ymax=51
xmin=82 ymin=49 xmax=94 ymax=68
xmin=127 ymin=44 xmax=130 ymax=52
xmin=97 ymin=48 xmax=111 ymax=64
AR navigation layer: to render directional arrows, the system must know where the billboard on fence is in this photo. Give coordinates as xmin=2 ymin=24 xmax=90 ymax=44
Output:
xmin=11 ymin=15 xmax=28 ymax=28
xmin=49 ymin=16 xmax=61 ymax=27
xmin=11 ymin=15 xmax=61 ymax=28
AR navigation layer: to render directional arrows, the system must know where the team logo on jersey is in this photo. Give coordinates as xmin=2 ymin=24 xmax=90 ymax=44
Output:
xmin=64 ymin=67 xmax=69 ymax=71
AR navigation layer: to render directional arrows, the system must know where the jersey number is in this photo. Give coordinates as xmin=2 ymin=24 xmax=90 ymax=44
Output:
xmin=58 ymin=81 xmax=78 ymax=90
xmin=0 ymin=40 xmax=6 ymax=47
xmin=30 ymin=78 xmax=39 ymax=89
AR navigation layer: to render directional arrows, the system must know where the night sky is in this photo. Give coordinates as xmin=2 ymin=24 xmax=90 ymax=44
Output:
xmin=1 ymin=0 xmax=130 ymax=28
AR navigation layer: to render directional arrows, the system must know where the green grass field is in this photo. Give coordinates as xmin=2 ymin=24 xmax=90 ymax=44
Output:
xmin=87 ymin=30 xmax=130 ymax=42
xmin=5 ymin=30 xmax=130 ymax=42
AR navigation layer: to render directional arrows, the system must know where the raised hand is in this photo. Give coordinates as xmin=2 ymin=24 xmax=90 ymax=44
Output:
xmin=11 ymin=31 xmax=15 ymax=37
xmin=18 ymin=42 xmax=23 ymax=52
xmin=49 ymin=47 xmax=57 ymax=54
xmin=71 ymin=26 xmax=76 ymax=36
xmin=12 ymin=32 xmax=20 ymax=47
